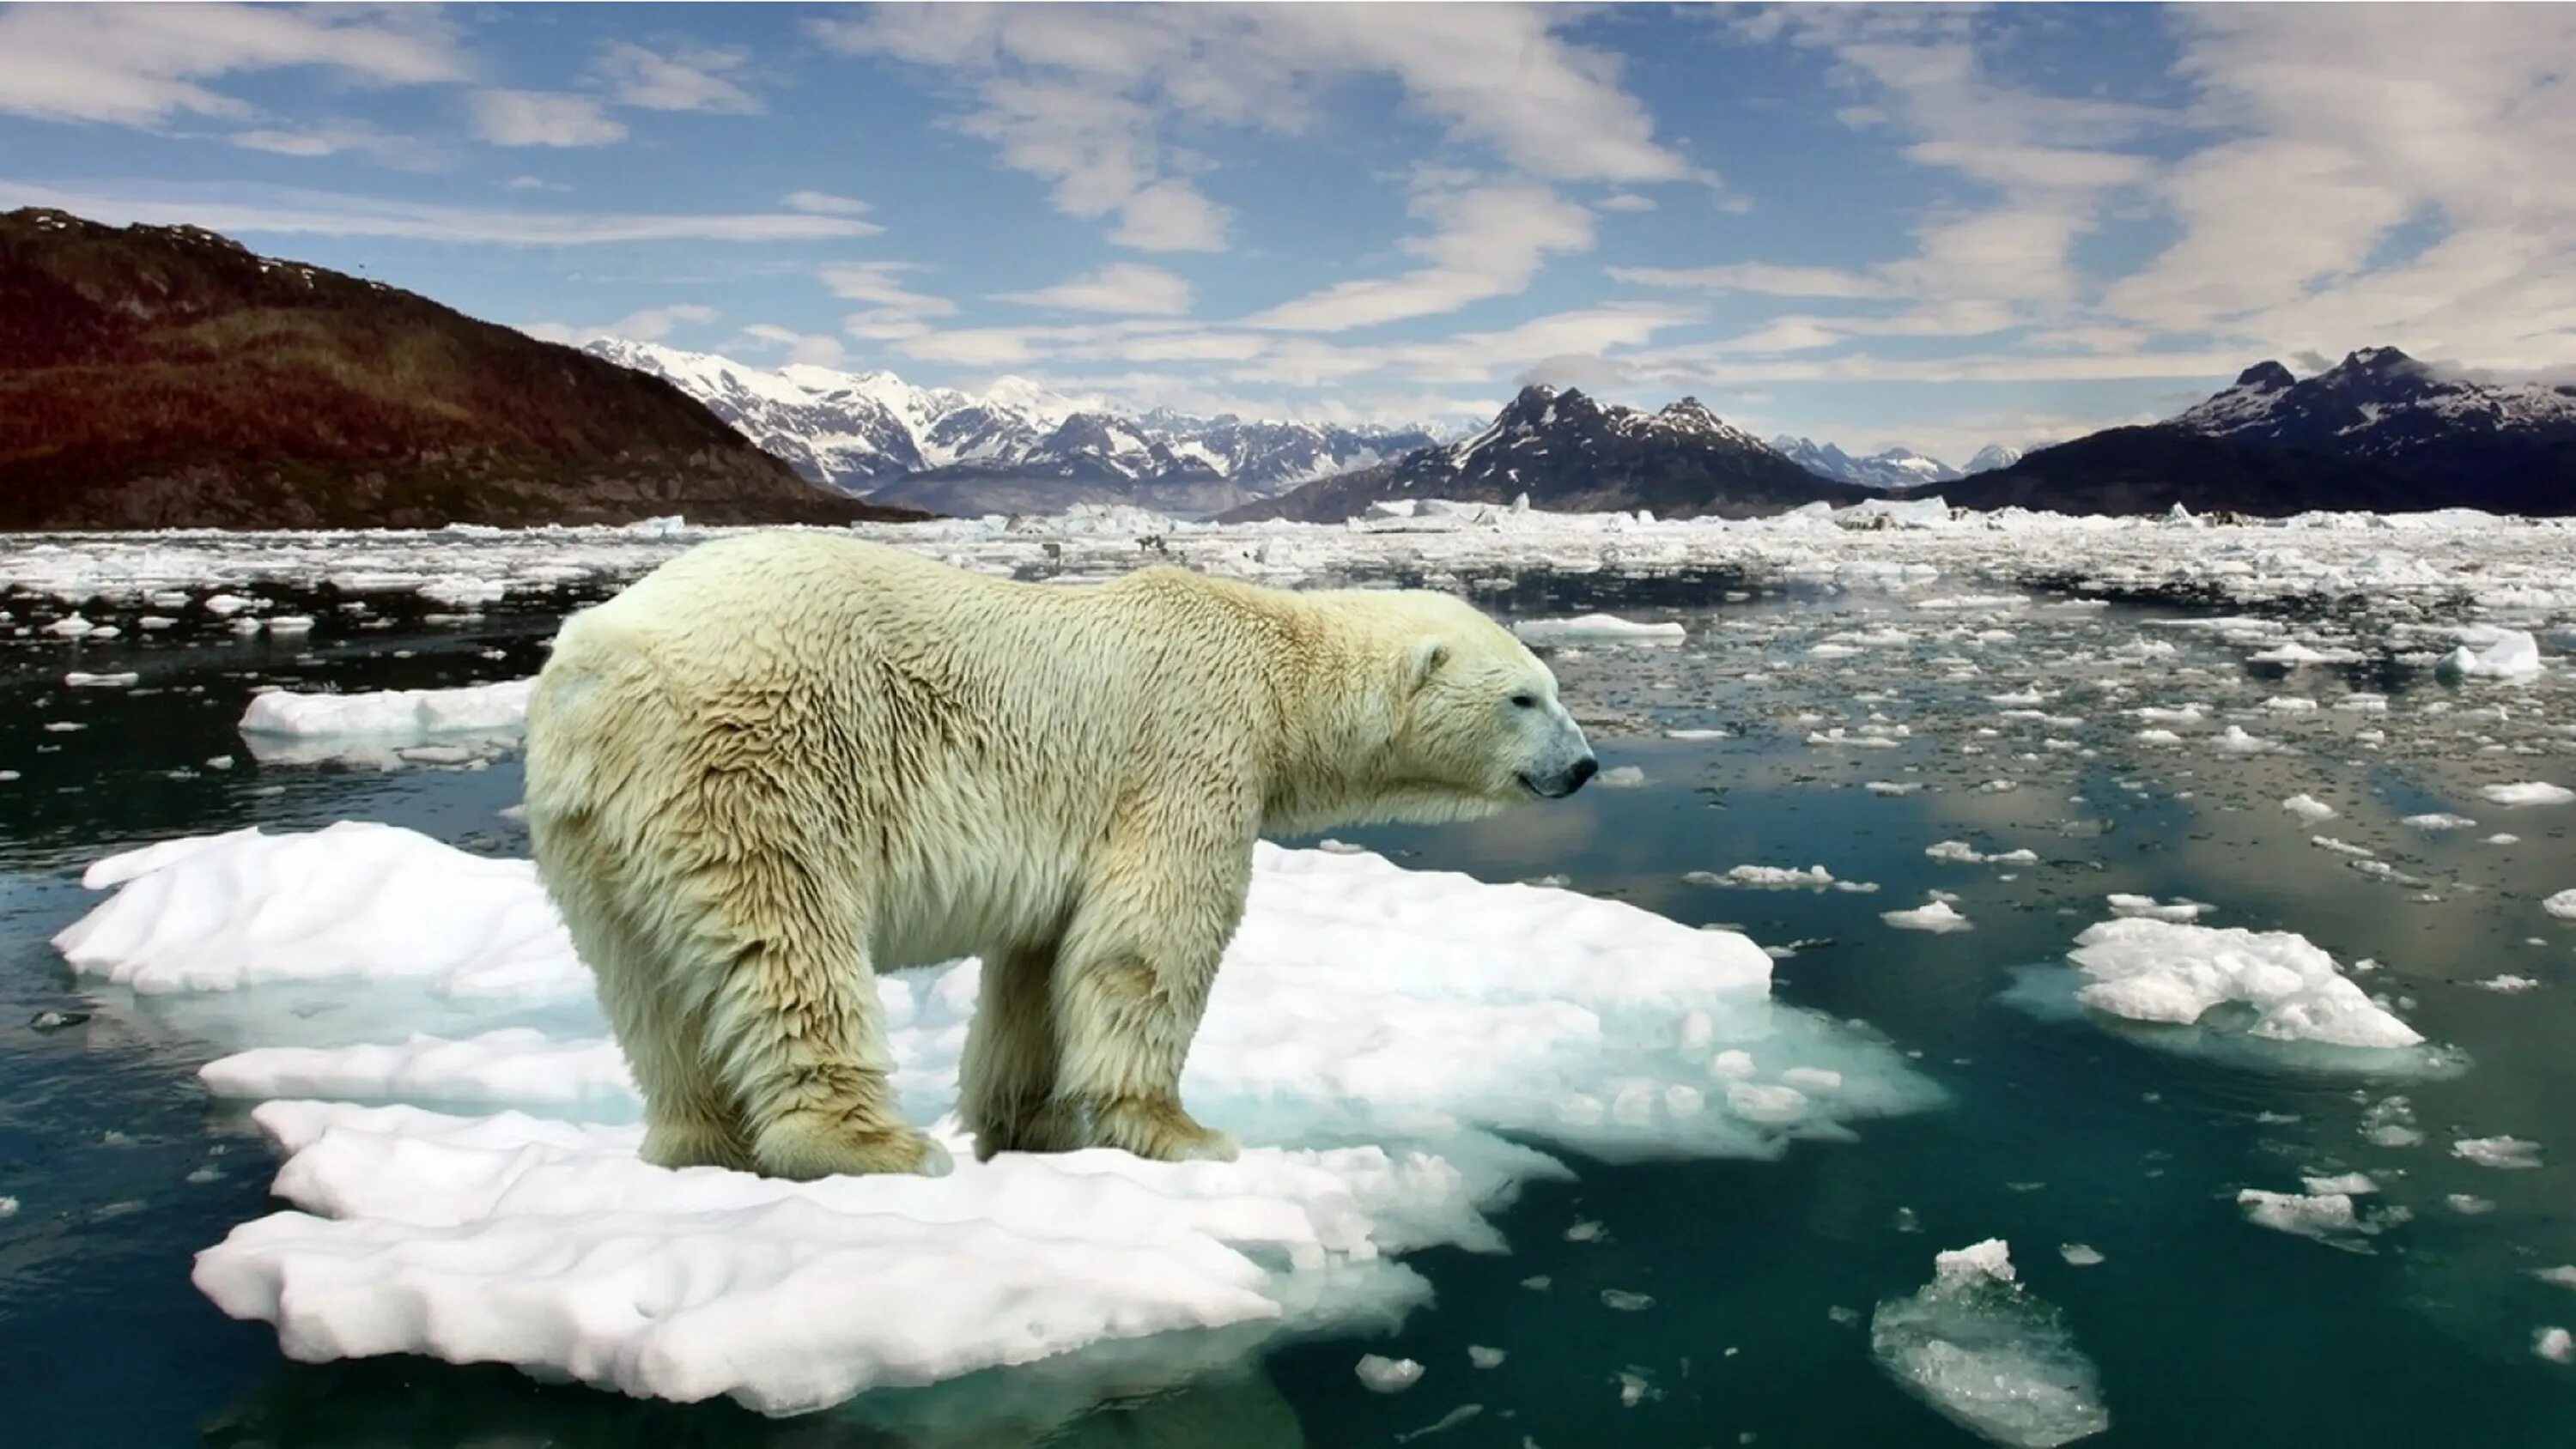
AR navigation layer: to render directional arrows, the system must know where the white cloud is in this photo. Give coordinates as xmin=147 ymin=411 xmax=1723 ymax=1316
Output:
xmin=592 ymin=40 xmax=759 ymax=114
xmin=823 ymin=262 xmax=960 ymax=342
xmin=524 ymin=303 xmax=717 ymax=346
xmin=1609 ymin=262 xmax=1888 ymax=299
xmin=2104 ymin=4 xmax=2576 ymax=366
xmin=228 ymin=123 xmax=447 ymax=172
xmin=734 ymin=324 xmax=848 ymax=367
xmin=0 ymin=3 xmax=464 ymax=126
xmin=814 ymin=3 xmax=1692 ymax=252
xmin=0 ymin=179 xmax=883 ymax=246
xmin=469 ymin=90 xmax=628 ymax=149
xmin=1598 ymin=192 xmax=1658 ymax=214
xmin=1246 ymin=182 xmax=1595 ymax=331
xmin=782 ymin=191 xmax=871 ymax=216
xmin=995 ymin=263 xmax=1194 ymax=317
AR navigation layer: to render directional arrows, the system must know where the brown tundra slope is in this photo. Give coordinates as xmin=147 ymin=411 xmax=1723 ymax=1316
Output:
xmin=0 ymin=208 xmax=934 ymax=530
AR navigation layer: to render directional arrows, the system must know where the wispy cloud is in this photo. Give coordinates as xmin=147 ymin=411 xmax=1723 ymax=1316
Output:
xmin=994 ymin=263 xmax=1194 ymax=317
xmin=0 ymin=179 xmax=883 ymax=246
xmin=524 ymin=303 xmax=718 ymax=347
xmin=592 ymin=40 xmax=760 ymax=114
xmin=814 ymin=3 xmax=1697 ymax=254
xmin=1247 ymin=181 xmax=1595 ymax=331
xmin=823 ymin=262 xmax=961 ymax=341
xmin=781 ymin=190 xmax=871 ymax=216
xmin=228 ymin=122 xmax=449 ymax=172
xmin=0 ymin=3 xmax=465 ymax=127
xmin=468 ymin=90 xmax=628 ymax=149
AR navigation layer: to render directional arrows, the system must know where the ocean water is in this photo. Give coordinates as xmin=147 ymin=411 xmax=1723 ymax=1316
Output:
xmin=3 ymin=563 xmax=2573 ymax=1447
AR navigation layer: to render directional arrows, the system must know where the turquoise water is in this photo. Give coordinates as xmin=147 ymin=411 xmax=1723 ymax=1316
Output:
xmin=3 ymin=569 xmax=2573 ymax=1446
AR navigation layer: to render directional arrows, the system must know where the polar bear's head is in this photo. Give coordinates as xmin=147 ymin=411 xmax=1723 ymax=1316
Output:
xmin=1373 ymin=593 xmax=1597 ymax=817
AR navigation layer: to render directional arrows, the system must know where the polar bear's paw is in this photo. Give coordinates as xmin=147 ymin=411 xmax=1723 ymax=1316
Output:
xmin=1022 ymin=1094 xmax=1241 ymax=1164
xmin=751 ymin=1108 xmax=955 ymax=1181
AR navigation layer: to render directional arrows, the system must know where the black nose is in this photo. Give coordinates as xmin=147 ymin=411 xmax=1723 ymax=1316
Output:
xmin=1568 ymin=756 xmax=1599 ymax=790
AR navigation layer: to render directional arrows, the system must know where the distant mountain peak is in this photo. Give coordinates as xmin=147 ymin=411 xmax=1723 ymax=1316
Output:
xmin=2234 ymin=361 xmax=2296 ymax=391
xmin=1768 ymin=433 xmax=1962 ymax=489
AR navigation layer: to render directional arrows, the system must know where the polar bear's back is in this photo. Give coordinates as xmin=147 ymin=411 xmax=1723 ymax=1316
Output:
xmin=525 ymin=531 xmax=1274 ymax=966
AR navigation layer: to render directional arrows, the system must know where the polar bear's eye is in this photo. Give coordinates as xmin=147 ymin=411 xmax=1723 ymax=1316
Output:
xmin=1510 ymin=693 xmax=1537 ymax=709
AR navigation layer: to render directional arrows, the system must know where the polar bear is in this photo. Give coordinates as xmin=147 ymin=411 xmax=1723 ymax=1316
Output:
xmin=521 ymin=531 xmax=1597 ymax=1181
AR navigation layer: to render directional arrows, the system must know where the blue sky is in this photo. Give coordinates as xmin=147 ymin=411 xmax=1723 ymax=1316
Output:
xmin=5 ymin=3 xmax=2573 ymax=461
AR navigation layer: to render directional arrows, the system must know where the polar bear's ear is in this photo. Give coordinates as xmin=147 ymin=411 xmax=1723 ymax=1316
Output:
xmin=1406 ymin=635 xmax=1450 ymax=693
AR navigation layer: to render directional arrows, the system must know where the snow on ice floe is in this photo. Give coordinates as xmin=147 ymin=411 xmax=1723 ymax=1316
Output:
xmin=2003 ymin=918 xmax=2452 ymax=1072
xmin=1883 ymin=898 xmax=1972 ymax=934
xmin=1870 ymin=1240 xmax=2109 ymax=1449
xmin=2435 ymin=627 xmax=2545 ymax=681
xmin=1510 ymin=614 xmax=1684 ymax=646
xmin=2544 ymin=889 xmax=2576 ymax=920
xmin=53 ymin=822 xmax=1936 ymax=1418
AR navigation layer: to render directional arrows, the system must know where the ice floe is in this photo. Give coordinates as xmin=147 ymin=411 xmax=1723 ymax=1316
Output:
xmin=1870 ymin=1240 xmax=2109 ymax=1448
xmin=53 ymin=821 xmax=1936 ymax=1418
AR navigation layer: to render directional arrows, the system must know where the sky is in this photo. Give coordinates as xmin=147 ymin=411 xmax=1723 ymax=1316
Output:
xmin=5 ymin=3 xmax=2575 ymax=462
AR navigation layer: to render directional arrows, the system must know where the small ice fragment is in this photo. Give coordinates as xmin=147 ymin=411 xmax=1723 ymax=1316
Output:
xmin=2361 ymin=1097 xmax=2423 ymax=1148
xmin=1869 ymin=1240 xmax=2109 ymax=1448
xmin=1512 ymin=615 xmax=1684 ymax=646
xmin=1782 ymin=1067 xmax=1842 ymax=1092
xmin=1664 ymin=728 xmax=1730 ymax=741
xmin=1467 ymin=1345 xmax=1507 ymax=1369
xmin=1709 ymin=1050 xmax=1756 ymax=1079
xmin=2436 ymin=630 xmax=2543 ymax=681
xmin=1616 ymin=1367 xmax=1659 ymax=1406
xmin=2452 ymin=1136 xmax=2543 ymax=1170
xmin=2105 ymin=894 xmax=2208 ymax=923
xmin=1883 ymin=899 xmax=1971 ymax=934
xmin=0 ymin=1196 xmax=15 ymax=1218
xmin=2537 ymin=1267 xmax=2576 ymax=1289
xmin=1356 ymin=1355 xmax=1425 ymax=1393
xmin=1726 ymin=1082 xmax=1808 ymax=1123
xmin=1596 ymin=765 xmax=1646 ymax=788
xmin=2543 ymin=889 xmax=2576 ymax=920
xmin=1689 ymin=864 xmax=1838 ymax=889
xmin=1394 ymin=1404 xmax=1483 ymax=1441
xmin=2537 ymin=1328 xmax=2574 ymax=1364
xmin=1564 ymin=1221 xmax=1605 ymax=1243
xmin=2446 ymin=1195 xmax=2495 ymax=1216
xmin=2401 ymin=813 xmax=2477 ymax=831
xmin=2238 ymin=1190 xmax=2360 ymax=1240
xmin=64 ymin=671 xmax=137 ymax=688
xmin=28 ymin=1009 xmax=90 ymax=1032
xmin=2058 ymin=1245 xmax=2103 ymax=1267
xmin=2481 ymin=782 xmax=2573 ymax=807
xmin=2478 ymin=975 xmax=2541 ymax=993
xmin=1601 ymin=1289 xmax=1656 ymax=1312
xmin=2064 ymin=918 xmax=2423 ymax=1050
xmin=2301 ymin=1173 xmax=2377 ymax=1196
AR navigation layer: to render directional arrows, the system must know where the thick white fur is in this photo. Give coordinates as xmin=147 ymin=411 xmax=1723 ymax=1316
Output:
xmin=521 ymin=530 xmax=1593 ymax=1180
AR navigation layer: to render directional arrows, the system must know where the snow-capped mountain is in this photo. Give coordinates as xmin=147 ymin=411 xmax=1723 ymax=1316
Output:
xmin=583 ymin=338 xmax=1437 ymax=515
xmin=2171 ymin=347 xmax=2576 ymax=461
xmin=1964 ymin=443 xmax=2023 ymax=475
xmin=1224 ymin=386 xmax=1874 ymax=523
xmin=1942 ymin=345 xmax=2576 ymax=518
xmin=1768 ymin=436 xmax=1963 ymax=489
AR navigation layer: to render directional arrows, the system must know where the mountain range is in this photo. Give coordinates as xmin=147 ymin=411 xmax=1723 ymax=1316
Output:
xmin=1219 ymin=386 xmax=1879 ymax=523
xmin=1765 ymin=437 xmax=2020 ymax=488
xmin=583 ymin=338 xmax=1438 ymax=518
xmin=1942 ymin=347 xmax=2576 ymax=517
xmin=0 ymin=208 xmax=921 ymax=530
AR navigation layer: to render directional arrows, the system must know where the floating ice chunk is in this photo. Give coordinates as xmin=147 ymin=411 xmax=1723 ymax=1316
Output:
xmin=2061 ymin=918 xmax=2423 ymax=1051
xmin=1467 ymin=1344 xmax=1506 ymax=1369
xmin=1511 ymin=615 xmax=1683 ymax=646
xmin=2361 ymin=1096 xmax=2423 ymax=1148
xmin=1927 ymin=841 xmax=2039 ymax=866
xmin=1689 ymin=864 xmax=1837 ymax=890
xmin=421 ymin=578 xmax=508 ymax=609
xmin=2537 ymin=1267 xmax=2576 ymax=1290
xmin=239 ymin=678 xmax=535 ymax=739
xmin=2452 ymin=1136 xmax=2543 ymax=1170
xmin=2545 ymin=890 xmax=2576 ymax=920
xmin=1595 ymin=766 xmax=1646 ymax=788
xmin=1355 ymin=1355 xmax=1424 ymax=1393
xmin=2478 ymin=975 xmax=2542 ymax=993
xmin=2249 ymin=641 xmax=2364 ymax=666
xmin=2481 ymin=782 xmax=2573 ymax=807
xmin=65 ymin=671 xmax=138 ymax=688
xmin=1883 ymin=899 xmax=1971 ymax=934
xmin=2537 ymin=1329 xmax=2574 ymax=1364
xmin=2302 ymin=1172 xmax=2378 ymax=1196
xmin=63 ymin=822 xmax=1936 ymax=1417
xmin=53 ymin=822 xmax=585 ymax=999
xmin=1662 ymin=728 xmax=1729 ymax=741
xmin=2105 ymin=894 xmax=2208 ymax=923
xmin=2057 ymin=1244 xmax=2102 ymax=1267
xmin=2402 ymin=813 xmax=2477 ymax=831
xmin=1865 ymin=780 xmax=1923 ymax=796
xmin=2311 ymin=836 xmax=2375 ymax=859
xmin=2436 ymin=630 xmax=2543 ymax=681
xmin=2215 ymin=726 xmax=2280 ymax=754
xmin=1870 ymin=1240 xmax=2109 ymax=1449
xmin=2238 ymin=1190 xmax=2375 ymax=1246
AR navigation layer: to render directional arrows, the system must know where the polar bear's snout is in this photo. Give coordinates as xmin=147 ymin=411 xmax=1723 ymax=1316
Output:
xmin=1521 ymin=753 xmax=1599 ymax=798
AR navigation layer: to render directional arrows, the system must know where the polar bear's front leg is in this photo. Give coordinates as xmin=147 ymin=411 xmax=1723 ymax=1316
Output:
xmin=1022 ymin=826 xmax=1252 ymax=1163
